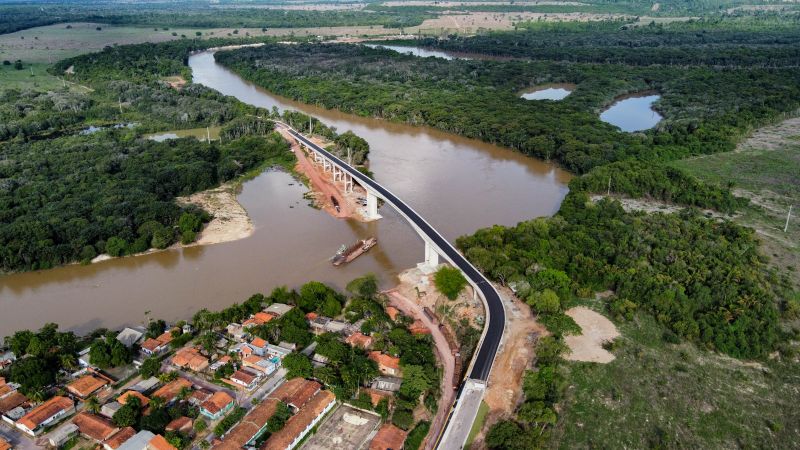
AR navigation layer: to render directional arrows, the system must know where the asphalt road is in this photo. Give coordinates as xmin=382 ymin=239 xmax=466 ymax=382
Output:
xmin=286 ymin=126 xmax=505 ymax=382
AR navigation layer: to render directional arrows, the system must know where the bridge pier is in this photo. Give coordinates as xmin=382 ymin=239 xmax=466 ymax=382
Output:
xmin=418 ymin=240 xmax=440 ymax=274
xmin=323 ymin=158 xmax=332 ymax=172
xmin=364 ymin=190 xmax=382 ymax=221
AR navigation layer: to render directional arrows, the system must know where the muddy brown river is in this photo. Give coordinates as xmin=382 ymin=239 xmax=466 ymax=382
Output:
xmin=0 ymin=51 xmax=571 ymax=337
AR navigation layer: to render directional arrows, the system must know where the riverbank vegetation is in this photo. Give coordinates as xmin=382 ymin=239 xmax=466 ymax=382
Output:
xmin=0 ymin=38 xmax=298 ymax=272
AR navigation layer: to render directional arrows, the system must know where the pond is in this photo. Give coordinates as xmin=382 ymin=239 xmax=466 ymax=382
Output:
xmin=600 ymin=93 xmax=663 ymax=132
xmin=364 ymin=44 xmax=459 ymax=60
xmin=145 ymin=126 xmax=222 ymax=142
xmin=520 ymin=84 xmax=575 ymax=101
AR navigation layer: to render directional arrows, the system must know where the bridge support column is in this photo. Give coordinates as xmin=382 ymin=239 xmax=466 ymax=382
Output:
xmin=364 ymin=190 xmax=382 ymax=221
xmin=344 ymin=174 xmax=353 ymax=193
xmin=323 ymin=158 xmax=331 ymax=172
xmin=418 ymin=240 xmax=440 ymax=274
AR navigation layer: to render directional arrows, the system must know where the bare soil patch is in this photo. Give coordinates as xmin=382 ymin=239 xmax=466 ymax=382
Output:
xmin=736 ymin=116 xmax=800 ymax=152
xmin=178 ymin=182 xmax=253 ymax=246
xmin=563 ymin=307 xmax=620 ymax=363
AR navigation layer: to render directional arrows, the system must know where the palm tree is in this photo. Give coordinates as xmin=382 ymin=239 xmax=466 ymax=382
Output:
xmin=85 ymin=396 xmax=100 ymax=414
xmin=177 ymin=386 xmax=191 ymax=402
xmin=150 ymin=395 xmax=166 ymax=411
xmin=29 ymin=390 xmax=45 ymax=403
xmin=60 ymin=353 xmax=78 ymax=371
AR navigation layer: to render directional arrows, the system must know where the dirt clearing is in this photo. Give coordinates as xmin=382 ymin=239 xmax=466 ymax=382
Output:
xmin=563 ymin=306 xmax=620 ymax=363
xmin=178 ymin=183 xmax=254 ymax=246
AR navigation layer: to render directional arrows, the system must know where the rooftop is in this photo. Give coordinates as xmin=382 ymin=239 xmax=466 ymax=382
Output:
xmin=369 ymin=424 xmax=407 ymax=450
xmin=117 ymin=430 xmax=155 ymax=450
xmin=0 ymin=437 xmax=10 ymax=450
xmin=0 ymin=391 xmax=27 ymax=414
xmin=211 ymin=399 xmax=280 ymax=450
xmin=148 ymin=434 xmax=177 ymax=450
xmin=268 ymin=378 xmax=320 ymax=409
xmin=250 ymin=337 xmax=268 ymax=348
xmin=345 ymin=332 xmax=373 ymax=349
xmin=17 ymin=396 xmax=73 ymax=431
xmin=201 ymin=391 xmax=235 ymax=415
xmin=230 ymin=369 xmax=258 ymax=385
xmin=67 ymin=374 xmax=109 ymax=398
xmin=118 ymin=391 xmax=150 ymax=408
xmin=165 ymin=416 xmax=193 ymax=433
xmin=368 ymin=352 xmax=401 ymax=370
xmin=151 ymin=378 xmax=192 ymax=403
xmin=264 ymin=303 xmax=293 ymax=317
xmin=105 ymin=427 xmax=137 ymax=449
xmin=116 ymin=328 xmax=144 ymax=348
xmin=73 ymin=411 xmax=118 ymax=441
xmin=260 ymin=390 xmax=335 ymax=450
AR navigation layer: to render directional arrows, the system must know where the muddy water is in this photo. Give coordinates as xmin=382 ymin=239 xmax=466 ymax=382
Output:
xmin=0 ymin=51 xmax=571 ymax=337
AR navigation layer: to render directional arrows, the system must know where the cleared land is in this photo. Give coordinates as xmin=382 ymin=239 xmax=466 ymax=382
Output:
xmin=552 ymin=303 xmax=800 ymax=448
xmin=671 ymin=117 xmax=800 ymax=287
xmin=301 ymin=404 xmax=381 ymax=450
xmin=563 ymin=306 xmax=619 ymax=363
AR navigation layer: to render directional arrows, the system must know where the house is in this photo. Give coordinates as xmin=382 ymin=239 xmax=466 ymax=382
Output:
xmin=171 ymin=347 xmax=209 ymax=372
xmin=117 ymin=430 xmax=155 ymax=450
xmin=116 ymin=328 xmax=144 ymax=348
xmin=129 ymin=377 xmax=160 ymax=393
xmin=100 ymin=402 xmax=122 ymax=419
xmin=345 ymin=332 xmax=373 ymax=349
xmin=73 ymin=412 xmax=119 ymax=442
xmin=165 ymin=416 xmax=193 ymax=434
xmin=118 ymin=432 xmax=176 ymax=450
xmin=118 ymin=391 xmax=150 ymax=408
xmin=151 ymin=378 xmax=192 ymax=404
xmin=66 ymin=374 xmax=110 ymax=399
xmin=371 ymin=376 xmax=402 ymax=393
xmin=227 ymin=369 xmax=260 ymax=390
xmin=0 ymin=437 xmax=11 ymax=450
xmin=260 ymin=390 xmax=336 ymax=450
xmin=264 ymin=344 xmax=292 ymax=360
xmin=231 ymin=343 xmax=259 ymax=359
xmin=369 ymin=424 xmax=407 ymax=450
xmin=241 ymin=356 xmax=277 ymax=376
xmin=211 ymin=399 xmax=281 ymax=449
xmin=140 ymin=338 xmax=168 ymax=357
xmin=104 ymin=426 xmax=136 ymax=450
xmin=243 ymin=312 xmax=276 ymax=328
xmin=78 ymin=347 xmax=92 ymax=368
xmin=305 ymin=312 xmax=318 ymax=322
xmin=0 ymin=390 xmax=28 ymax=422
xmin=278 ymin=341 xmax=297 ymax=352
xmin=264 ymin=303 xmax=293 ymax=317
xmin=368 ymin=352 xmax=402 ymax=377
xmin=188 ymin=389 xmax=213 ymax=407
xmin=16 ymin=396 xmax=75 ymax=436
xmin=47 ymin=423 xmax=79 ymax=448
xmin=362 ymin=388 xmax=391 ymax=407
xmin=208 ymin=356 xmax=232 ymax=372
xmin=308 ymin=317 xmax=350 ymax=335
xmin=226 ymin=324 xmax=247 ymax=342
xmin=200 ymin=392 xmax=235 ymax=420
xmin=268 ymin=378 xmax=320 ymax=412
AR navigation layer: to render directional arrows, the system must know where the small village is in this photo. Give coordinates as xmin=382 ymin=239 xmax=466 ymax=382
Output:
xmin=0 ymin=274 xmax=469 ymax=450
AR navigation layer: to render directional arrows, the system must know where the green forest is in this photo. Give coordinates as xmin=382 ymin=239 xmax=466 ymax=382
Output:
xmin=0 ymin=38 xmax=297 ymax=272
xmin=215 ymin=41 xmax=800 ymax=174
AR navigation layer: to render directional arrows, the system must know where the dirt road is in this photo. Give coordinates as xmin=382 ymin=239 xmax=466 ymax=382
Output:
xmin=385 ymin=289 xmax=456 ymax=450
xmin=278 ymin=127 xmax=357 ymax=220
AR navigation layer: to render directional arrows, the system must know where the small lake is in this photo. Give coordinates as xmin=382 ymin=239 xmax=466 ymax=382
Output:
xmin=145 ymin=126 xmax=222 ymax=142
xmin=600 ymin=94 xmax=662 ymax=132
xmin=364 ymin=44 xmax=458 ymax=60
xmin=520 ymin=84 xmax=574 ymax=101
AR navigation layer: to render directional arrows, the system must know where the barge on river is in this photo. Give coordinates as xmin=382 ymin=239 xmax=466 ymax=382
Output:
xmin=332 ymin=237 xmax=377 ymax=266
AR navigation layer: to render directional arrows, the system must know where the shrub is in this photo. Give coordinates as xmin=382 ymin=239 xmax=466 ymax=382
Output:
xmin=434 ymin=266 xmax=467 ymax=300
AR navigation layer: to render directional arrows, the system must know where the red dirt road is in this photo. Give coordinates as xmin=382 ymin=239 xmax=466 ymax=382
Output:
xmin=385 ymin=289 xmax=457 ymax=450
xmin=278 ymin=127 xmax=355 ymax=219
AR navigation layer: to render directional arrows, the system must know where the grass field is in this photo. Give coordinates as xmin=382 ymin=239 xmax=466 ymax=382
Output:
xmin=466 ymin=400 xmax=489 ymax=448
xmin=0 ymin=62 xmax=66 ymax=91
xmin=551 ymin=302 xmax=800 ymax=449
xmin=670 ymin=118 xmax=800 ymax=287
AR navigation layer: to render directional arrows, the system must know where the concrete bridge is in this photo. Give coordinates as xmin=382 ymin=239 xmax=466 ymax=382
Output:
xmin=279 ymin=123 xmax=507 ymax=449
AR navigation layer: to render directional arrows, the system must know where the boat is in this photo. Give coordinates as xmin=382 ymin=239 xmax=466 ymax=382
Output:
xmin=331 ymin=195 xmax=340 ymax=213
xmin=332 ymin=237 xmax=377 ymax=266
